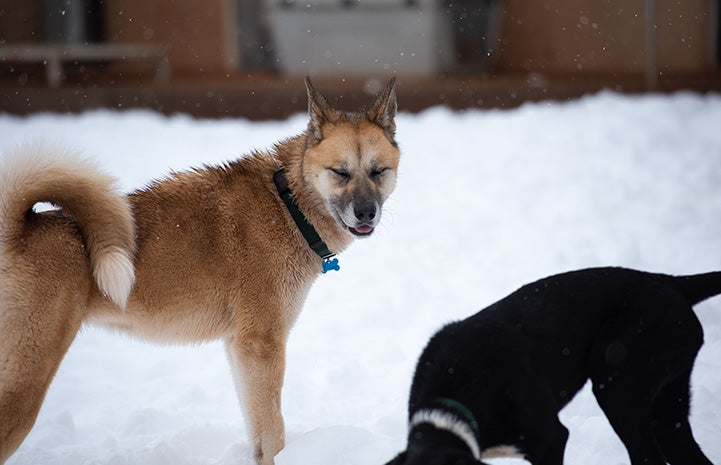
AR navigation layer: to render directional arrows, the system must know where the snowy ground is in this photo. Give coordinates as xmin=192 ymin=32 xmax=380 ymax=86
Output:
xmin=1 ymin=90 xmax=721 ymax=465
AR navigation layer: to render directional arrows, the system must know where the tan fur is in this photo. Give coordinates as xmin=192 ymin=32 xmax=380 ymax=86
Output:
xmin=0 ymin=79 xmax=399 ymax=465
xmin=482 ymin=445 xmax=524 ymax=459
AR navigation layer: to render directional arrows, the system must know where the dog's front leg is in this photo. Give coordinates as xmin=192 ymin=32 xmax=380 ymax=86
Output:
xmin=225 ymin=332 xmax=287 ymax=465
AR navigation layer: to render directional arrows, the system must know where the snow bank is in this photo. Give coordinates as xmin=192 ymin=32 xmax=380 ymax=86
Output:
xmin=1 ymin=90 xmax=720 ymax=464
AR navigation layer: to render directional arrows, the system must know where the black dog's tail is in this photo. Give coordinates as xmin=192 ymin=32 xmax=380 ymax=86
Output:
xmin=663 ymin=271 xmax=721 ymax=306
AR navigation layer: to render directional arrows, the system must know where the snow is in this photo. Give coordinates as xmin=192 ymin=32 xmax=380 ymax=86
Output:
xmin=2 ymin=90 xmax=721 ymax=465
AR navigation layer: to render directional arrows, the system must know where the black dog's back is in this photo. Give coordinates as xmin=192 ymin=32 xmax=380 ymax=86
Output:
xmin=395 ymin=267 xmax=720 ymax=465
xmin=410 ymin=267 xmax=721 ymax=413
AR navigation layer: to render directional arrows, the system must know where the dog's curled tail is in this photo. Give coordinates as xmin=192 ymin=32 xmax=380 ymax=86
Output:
xmin=0 ymin=144 xmax=136 ymax=309
xmin=666 ymin=271 xmax=721 ymax=307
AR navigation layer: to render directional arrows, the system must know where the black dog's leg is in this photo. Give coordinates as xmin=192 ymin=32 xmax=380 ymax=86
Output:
xmin=523 ymin=419 xmax=568 ymax=465
xmin=589 ymin=287 xmax=709 ymax=465
xmin=589 ymin=335 xmax=665 ymax=464
xmin=514 ymin=388 xmax=569 ymax=465
xmin=591 ymin=378 xmax=666 ymax=465
xmin=652 ymin=370 xmax=713 ymax=465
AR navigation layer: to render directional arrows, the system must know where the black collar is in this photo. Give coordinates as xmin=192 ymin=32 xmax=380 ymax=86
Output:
xmin=273 ymin=168 xmax=339 ymax=273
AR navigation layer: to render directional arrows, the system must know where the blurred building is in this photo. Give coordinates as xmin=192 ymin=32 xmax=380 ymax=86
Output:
xmin=0 ymin=0 xmax=719 ymax=118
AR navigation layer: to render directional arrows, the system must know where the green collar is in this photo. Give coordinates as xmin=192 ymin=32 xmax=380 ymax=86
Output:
xmin=273 ymin=168 xmax=339 ymax=273
xmin=433 ymin=397 xmax=480 ymax=436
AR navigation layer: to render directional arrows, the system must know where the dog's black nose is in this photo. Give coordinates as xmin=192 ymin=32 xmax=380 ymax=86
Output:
xmin=354 ymin=203 xmax=376 ymax=222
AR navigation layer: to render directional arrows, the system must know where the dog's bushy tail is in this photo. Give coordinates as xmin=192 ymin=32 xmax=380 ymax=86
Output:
xmin=0 ymin=144 xmax=136 ymax=308
xmin=664 ymin=271 xmax=721 ymax=306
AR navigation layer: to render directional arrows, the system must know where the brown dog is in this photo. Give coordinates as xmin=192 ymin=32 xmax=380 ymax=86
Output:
xmin=0 ymin=78 xmax=399 ymax=465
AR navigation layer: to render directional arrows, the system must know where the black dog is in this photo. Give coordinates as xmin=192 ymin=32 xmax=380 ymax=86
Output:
xmin=386 ymin=267 xmax=719 ymax=465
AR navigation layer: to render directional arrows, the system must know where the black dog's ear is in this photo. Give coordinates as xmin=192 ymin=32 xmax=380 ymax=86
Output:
xmin=366 ymin=76 xmax=398 ymax=143
xmin=383 ymin=451 xmax=407 ymax=465
xmin=305 ymin=76 xmax=340 ymax=147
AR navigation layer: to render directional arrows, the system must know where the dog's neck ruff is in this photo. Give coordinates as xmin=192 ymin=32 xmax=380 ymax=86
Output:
xmin=409 ymin=400 xmax=482 ymax=461
xmin=273 ymin=168 xmax=339 ymax=273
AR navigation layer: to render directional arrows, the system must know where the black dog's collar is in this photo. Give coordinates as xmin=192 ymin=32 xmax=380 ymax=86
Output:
xmin=432 ymin=397 xmax=480 ymax=436
xmin=409 ymin=399 xmax=482 ymax=460
xmin=273 ymin=168 xmax=338 ymax=273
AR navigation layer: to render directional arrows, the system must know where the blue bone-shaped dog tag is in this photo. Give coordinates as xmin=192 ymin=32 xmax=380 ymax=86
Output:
xmin=322 ymin=258 xmax=340 ymax=273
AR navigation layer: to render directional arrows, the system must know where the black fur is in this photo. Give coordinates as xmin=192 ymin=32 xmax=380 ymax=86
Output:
xmin=387 ymin=267 xmax=720 ymax=465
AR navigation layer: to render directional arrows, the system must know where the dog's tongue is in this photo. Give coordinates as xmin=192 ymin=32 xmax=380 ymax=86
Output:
xmin=352 ymin=225 xmax=374 ymax=235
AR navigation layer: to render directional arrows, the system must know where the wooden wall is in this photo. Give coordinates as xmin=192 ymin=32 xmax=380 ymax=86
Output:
xmin=1 ymin=0 xmax=716 ymax=78
xmin=103 ymin=0 xmax=238 ymax=76
xmin=497 ymin=0 xmax=715 ymax=74
xmin=0 ymin=1 xmax=44 ymax=42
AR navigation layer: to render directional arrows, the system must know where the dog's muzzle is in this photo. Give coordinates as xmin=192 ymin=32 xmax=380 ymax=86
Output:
xmin=348 ymin=202 xmax=377 ymax=236
xmin=341 ymin=200 xmax=380 ymax=236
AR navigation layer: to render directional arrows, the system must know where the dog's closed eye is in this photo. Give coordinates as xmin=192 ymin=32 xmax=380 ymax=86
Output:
xmin=328 ymin=167 xmax=351 ymax=180
xmin=370 ymin=166 xmax=389 ymax=178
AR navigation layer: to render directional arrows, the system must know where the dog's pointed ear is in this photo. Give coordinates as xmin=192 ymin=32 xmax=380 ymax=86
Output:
xmin=305 ymin=76 xmax=337 ymax=147
xmin=383 ymin=451 xmax=407 ymax=465
xmin=366 ymin=76 xmax=398 ymax=143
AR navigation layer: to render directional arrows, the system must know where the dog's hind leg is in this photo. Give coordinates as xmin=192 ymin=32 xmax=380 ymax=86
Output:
xmin=0 ymin=278 xmax=87 ymax=463
xmin=589 ymin=335 xmax=667 ymax=464
xmin=225 ymin=331 xmax=287 ymax=465
xmin=652 ymin=370 xmax=713 ymax=465
xmin=591 ymin=378 xmax=666 ymax=465
xmin=589 ymin=286 xmax=709 ymax=465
